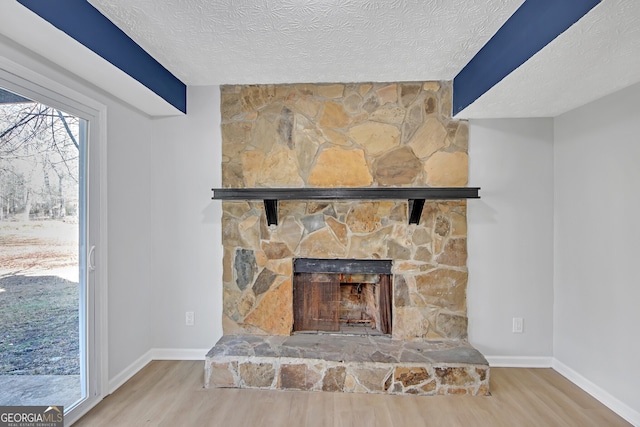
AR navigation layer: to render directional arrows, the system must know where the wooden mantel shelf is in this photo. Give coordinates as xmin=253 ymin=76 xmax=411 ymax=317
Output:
xmin=211 ymin=187 xmax=480 ymax=226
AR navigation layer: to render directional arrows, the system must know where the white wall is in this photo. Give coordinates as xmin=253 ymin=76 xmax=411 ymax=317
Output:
xmin=0 ymin=34 xmax=155 ymax=385
xmin=151 ymin=86 xmax=223 ymax=351
xmin=467 ymin=119 xmax=554 ymax=360
xmin=105 ymin=104 xmax=154 ymax=378
xmin=554 ymin=82 xmax=640 ymax=414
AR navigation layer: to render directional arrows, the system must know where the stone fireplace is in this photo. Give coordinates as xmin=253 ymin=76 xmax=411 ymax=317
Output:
xmin=206 ymin=81 xmax=489 ymax=396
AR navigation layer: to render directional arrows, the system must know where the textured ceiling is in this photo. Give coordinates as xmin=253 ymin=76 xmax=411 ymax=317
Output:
xmin=458 ymin=0 xmax=640 ymax=118
xmin=87 ymin=0 xmax=640 ymax=117
xmin=89 ymin=0 xmax=523 ymax=86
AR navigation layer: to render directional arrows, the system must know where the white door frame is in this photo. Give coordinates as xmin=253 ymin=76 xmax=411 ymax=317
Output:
xmin=0 ymin=55 xmax=108 ymax=424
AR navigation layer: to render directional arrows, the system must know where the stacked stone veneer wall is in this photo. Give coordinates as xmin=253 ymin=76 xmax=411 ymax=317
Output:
xmin=220 ymin=81 xmax=469 ymax=341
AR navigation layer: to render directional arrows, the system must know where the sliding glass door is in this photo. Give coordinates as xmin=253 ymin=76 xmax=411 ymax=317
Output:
xmin=0 ymin=72 xmax=103 ymax=423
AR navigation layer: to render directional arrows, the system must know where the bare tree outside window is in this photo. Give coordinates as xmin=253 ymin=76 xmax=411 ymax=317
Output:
xmin=0 ymin=95 xmax=79 ymax=221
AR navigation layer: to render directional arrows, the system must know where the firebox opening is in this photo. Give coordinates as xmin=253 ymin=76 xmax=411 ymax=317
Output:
xmin=292 ymin=270 xmax=392 ymax=337
xmin=339 ymin=281 xmax=383 ymax=336
xmin=292 ymin=258 xmax=393 ymax=336
xmin=292 ymin=273 xmax=392 ymax=336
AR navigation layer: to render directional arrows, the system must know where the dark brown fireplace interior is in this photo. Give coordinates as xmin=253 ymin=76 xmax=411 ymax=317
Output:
xmin=292 ymin=258 xmax=392 ymax=336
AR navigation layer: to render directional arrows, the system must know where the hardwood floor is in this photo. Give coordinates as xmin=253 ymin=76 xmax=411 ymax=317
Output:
xmin=74 ymin=361 xmax=631 ymax=426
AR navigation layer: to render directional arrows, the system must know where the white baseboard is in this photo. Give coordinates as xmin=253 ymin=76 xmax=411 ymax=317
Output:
xmin=552 ymin=358 xmax=640 ymax=427
xmin=151 ymin=348 xmax=209 ymax=360
xmin=485 ymin=355 xmax=553 ymax=368
xmin=108 ymin=349 xmax=153 ymax=394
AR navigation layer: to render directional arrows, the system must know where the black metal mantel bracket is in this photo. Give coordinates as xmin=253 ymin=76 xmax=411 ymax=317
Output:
xmin=211 ymin=187 xmax=480 ymax=226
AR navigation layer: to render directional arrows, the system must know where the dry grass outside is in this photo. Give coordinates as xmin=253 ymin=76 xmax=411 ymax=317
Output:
xmin=0 ymin=220 xmax=80 ymax=375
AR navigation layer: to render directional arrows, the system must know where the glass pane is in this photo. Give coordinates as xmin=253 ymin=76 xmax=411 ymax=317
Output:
xmin=0 ymin=87 xmax=86 ymax=411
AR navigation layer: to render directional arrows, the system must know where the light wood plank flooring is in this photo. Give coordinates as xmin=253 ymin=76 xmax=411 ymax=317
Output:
xmin=74 ymin=361 xmax=631 ymax=426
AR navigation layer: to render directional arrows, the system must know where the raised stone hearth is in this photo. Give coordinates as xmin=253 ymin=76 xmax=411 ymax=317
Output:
xmin=206 ymin=335 xmax=489 ymax=396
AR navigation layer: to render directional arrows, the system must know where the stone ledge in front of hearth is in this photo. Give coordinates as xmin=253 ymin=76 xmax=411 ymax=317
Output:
xmin=204 ymin=334 xmax=489 ymax=396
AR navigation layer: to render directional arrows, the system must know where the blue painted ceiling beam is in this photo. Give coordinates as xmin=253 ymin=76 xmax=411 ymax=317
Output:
xmin=453 ymin=0 xmax=601 ymax=116
xmin=17 ymin=0 xmax=187 ymax=114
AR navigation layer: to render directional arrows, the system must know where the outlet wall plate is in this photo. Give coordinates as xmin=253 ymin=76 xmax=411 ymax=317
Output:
xmin=185 ymin=311 xmax=194 ymax=326
xmin=512 ymin=317 xmax=524 ymax=333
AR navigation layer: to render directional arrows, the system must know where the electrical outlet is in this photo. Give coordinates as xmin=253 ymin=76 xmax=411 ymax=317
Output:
xmin=185 ymin=311 xmax=194 ymax=326
xmin=512 ymin=317 xmax=524 ymax=333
